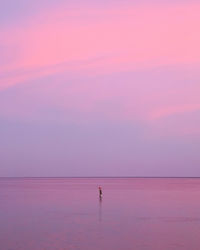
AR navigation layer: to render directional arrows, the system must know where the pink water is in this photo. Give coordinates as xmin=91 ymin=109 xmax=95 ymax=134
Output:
xmin=1 ymin=178 xmax=200 ymax=250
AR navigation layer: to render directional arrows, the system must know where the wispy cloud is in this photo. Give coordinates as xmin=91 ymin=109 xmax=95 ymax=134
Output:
xmin=1 ymin=2 xmax=200 ymax=91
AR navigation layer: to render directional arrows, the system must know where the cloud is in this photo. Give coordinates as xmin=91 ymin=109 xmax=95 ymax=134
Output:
xmin=1 ymin=2 xmax=200 ymax=91
xmin=0 ymin=65 xmax=199 ymax=128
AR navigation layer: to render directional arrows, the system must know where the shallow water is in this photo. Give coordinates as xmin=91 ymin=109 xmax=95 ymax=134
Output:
xmin=1 ymin=178 xmax=200 ymax=250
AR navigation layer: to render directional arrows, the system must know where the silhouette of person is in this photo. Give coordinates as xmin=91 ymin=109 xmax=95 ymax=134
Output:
xmin=99 ymin=186 xmax=102 ymax=198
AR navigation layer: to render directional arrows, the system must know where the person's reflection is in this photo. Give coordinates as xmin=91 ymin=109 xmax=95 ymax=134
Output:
xmin=99 ymin=195 xmax=102 ymax=222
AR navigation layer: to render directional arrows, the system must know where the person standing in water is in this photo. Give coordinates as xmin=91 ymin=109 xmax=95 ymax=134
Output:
xmin=99 ymin=186 xmax=102 ymax=198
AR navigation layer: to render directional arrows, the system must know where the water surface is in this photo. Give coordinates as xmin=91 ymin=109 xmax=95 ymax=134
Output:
xmin=1 ymin=178 xmax=200 ymax=250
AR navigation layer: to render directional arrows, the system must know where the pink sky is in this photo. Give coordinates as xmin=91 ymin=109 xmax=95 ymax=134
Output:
xmin=0 ymin=0 xmax=200 ymax=176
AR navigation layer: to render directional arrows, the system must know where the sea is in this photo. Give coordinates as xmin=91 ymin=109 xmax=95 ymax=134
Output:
xmin=1 ymin=177 xmax=200 ymax=250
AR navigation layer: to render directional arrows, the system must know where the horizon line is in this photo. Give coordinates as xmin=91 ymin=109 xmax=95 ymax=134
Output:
xmin=0 ymin=176 xmax=200 ymax=179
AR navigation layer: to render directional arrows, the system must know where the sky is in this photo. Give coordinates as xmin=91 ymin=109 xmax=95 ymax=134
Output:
xmin=0 ymin=0 xmax=200 ymax=177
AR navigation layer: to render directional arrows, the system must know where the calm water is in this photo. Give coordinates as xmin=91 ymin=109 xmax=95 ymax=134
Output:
xmin=1 ymin=178 xmax=200 ymax=250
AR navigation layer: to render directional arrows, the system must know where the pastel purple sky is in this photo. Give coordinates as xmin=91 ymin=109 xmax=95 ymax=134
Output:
xmin=0 ymin=0 xmax=200 ymax=177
